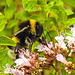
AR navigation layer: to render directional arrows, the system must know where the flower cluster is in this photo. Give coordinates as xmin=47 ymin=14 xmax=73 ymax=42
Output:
xmin=66 ymin=24 xmax=75 ymax=57
xmin=5 ymin=48 xmax=47 ymax=75
xmin=4 ymin=25 xmax=75 ymax=75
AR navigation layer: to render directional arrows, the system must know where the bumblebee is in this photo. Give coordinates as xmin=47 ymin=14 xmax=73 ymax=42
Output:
xmin=8 ymin=19 xmax=47 ymax=58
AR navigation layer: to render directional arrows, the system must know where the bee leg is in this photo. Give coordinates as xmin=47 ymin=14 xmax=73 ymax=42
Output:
xmin=38 ymin=36 xmax=47 ymax=45
xmin=14 ymin=43 xmax=20 ymax=59
xmin=25 ymin=37 xmax=32 ymax=51
xmin=15 ymin=43 xmax=19 ymax=54
xmin=29 ymin=44 xmax=32 ymax=51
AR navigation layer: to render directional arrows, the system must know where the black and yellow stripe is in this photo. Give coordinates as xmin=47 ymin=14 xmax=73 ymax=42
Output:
xmin=8 ymin=19 xmax=44 ymax=58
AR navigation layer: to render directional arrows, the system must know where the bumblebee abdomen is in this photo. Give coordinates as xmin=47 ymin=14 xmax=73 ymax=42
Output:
xmin=12 ymin=37 xmax=19 ymax=43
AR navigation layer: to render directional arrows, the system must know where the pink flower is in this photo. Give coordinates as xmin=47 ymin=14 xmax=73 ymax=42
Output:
xmin=65 ymin=67 xmax=72 ymax=74
xmin=68 ymin=70 xmax=72 ymax=74
xmin=48 ymin=42 xmax=53 ymax=48
xmin=37 ymin=44 xmax=45 ymax=52
xmin=6 ymin=63 xmax=10 ymax=68
xmin=56 ymin=54 xmax=67 ymax=64
xmin=14 ymin=69 xmax=19 ymax=75
xmin=4 ymin=64 xmax=24 ymax=75
xmin=43 ymin=46 xmax=50 ymax=51
xmin=55 ymin=36 xmax=66 ymax=48
xmin=4 ymin=64 xmax=12 ymax=73
xmin=66 ymin=36 xmax=73 ymax=41
xmin=19 ymin=52 xmax=25 ymax=58
xmin=13 ymin=69 xmax=24 ymax=75
xmin=55 ymin=36 xmax=64 ymax=42
xmin=14 ymin=57 xmax=31 ymax=67
xmin=24 ymin=49 xmax=30 ymax=57
xmin=37 ymin=42 xmax=53 ymax=52
xmin=65 ymin=61 xmax=72 ymax=74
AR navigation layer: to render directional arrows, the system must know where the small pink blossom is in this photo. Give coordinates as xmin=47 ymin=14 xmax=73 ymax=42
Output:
xmin=6 ymin=63 xmax=10 ymax=68
xmin=19 ymin=52 xmax=25 ymax=58
xmin=14 ymin=57 xmax=31 ymax=67
xmin=14 ymin=69 xmax=19 ymax=75
xmin=4 ymin=64 xmax=12 ymax=73
xmin=4 ymin=67 xmax=12 ymax=73
xmin=68 ymin=52 xmax=72 ymax=57
xmin=66 ymin=36 xmax=73 ymax=41
xmin=66 ymin=36 xmax=75 ymax=46
xmin=56 ymin=54 xmax=67 ymax=64
xmin=12 ymin=69 xmax=24 ymax=75
xmin=37 ymin=44 xmax=45 ymax=52
xmin=4 ymin=64 xmax=24 ymax=75
xmin=24 ymin=49 xmax=30 ymax=57
xmin=55 ymin=36 xmax=66 ymax=48
xmin=68 ymin=70 xmax=72 ymax=74
xmin=37 ymin=42 xmax=53 ymax=52
xmin=55 ymin=36 xmax=64 ymax=42
xmin=43 ymin=46 xmax=50 ymax=51
xmin=48 ymin=42 xmax=53 ymax=48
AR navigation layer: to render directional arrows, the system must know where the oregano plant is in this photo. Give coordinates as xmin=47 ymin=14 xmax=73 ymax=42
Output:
xmin=0 ymin=0 xmax=75 ymax=75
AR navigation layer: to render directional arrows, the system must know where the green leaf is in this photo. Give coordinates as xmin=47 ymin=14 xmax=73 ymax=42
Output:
xmin=15 ymin=11 xmax=30 ymax=21
xmin=0 ymin=13 xmax=7 ymax=31
xmin=43 ymin=19 xmax=53 ymax=31
xmin=0 ymin=12 xmax=3 ymax=15
xmin=50 ymin=6 xmax=60 ymax=18
xmin=49 ymin=30 xmax=57 ymax=37
xmin=65 ymin=9 xmax=74 ymax=15
xmin=6 ymin=0 xmax=11 ymax=7
xmin=0 ymin=20 xmax=7 ymax=32
xmin=30 ymin=15 xmax=39 ymax=20
xmin=0 ymin=12 xmax=5 ymax=19
xmin=66 ymin=18 xmax=75 ymax=26
xmin=0 ymin=73 xmax=9 ymax=75
xmin=32 ymin=41 xmax=39 ymax=52
xmin=4 ymin=2 xmax=17 ymax=19
xmin=0 ymin=35 xmax=16 ymax=46
xmin=22 ymin=0 xmax=36 ymax=11
xmin=61 ymin=68 xmax=69 ymax=75
xmin=22 ymin=0 xmax=41 ymax=12
xmin=0 ymin=48 xmax=13 ymax=72
xmin=37 ymin=0 xmax=46 ymax=5
xmin=22 ymin=0 xmax=29 ymax=4
xmin=51 ymin=5 xmax=67 ymax=25
xmin=56 ymin=0 xmax=63 ymax=6
xmin=7 ymin=19 xmax=18 ymax=28
xmin=48 ymin=1 xmax=55 ymax=7
xmin=40 ymin=10 xmax=46 ymax=19
xmin=50 ymin=17 xmax=58 ymax=28
xmin=58 ymin=6 xmax=67 ymax=23
xmin=62 ymin=0 xmax=75 ymax=8
xmin=0 ymin=29 xmax=12 ymax=36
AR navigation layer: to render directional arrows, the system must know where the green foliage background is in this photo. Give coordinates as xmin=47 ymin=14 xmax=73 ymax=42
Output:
xmin=0 ymin=0 xmax=75 ymax=75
